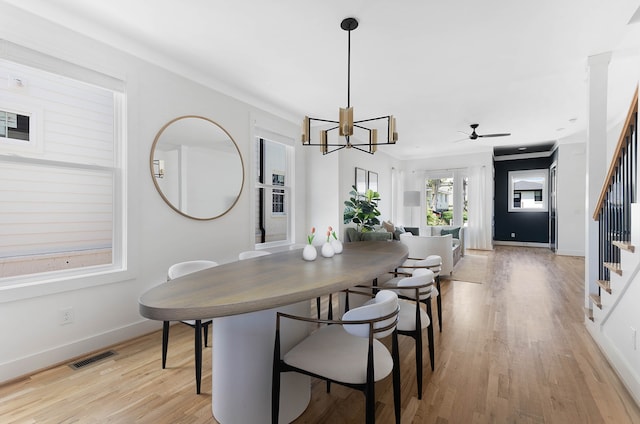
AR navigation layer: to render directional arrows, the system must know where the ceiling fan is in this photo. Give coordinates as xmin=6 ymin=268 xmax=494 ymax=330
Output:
xmin=455 ymin=123 xmax=511 ymax=142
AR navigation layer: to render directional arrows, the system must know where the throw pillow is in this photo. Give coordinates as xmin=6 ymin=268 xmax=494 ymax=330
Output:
xmin=382 ymin=220 xmax=395 ymax=233
xmin=440 ymin=227 xmax=460 ymax=239
xmin=393 ymin=226 xmax=405 ymax=240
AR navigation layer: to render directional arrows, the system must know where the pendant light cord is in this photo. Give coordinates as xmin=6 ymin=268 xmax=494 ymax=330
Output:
xmin=347 ymin=28 xmax=351 ymax=108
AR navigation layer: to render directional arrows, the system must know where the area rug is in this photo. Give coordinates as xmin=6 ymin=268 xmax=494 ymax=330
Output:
xmin=446 ymin=254 xmax=490 ymax=284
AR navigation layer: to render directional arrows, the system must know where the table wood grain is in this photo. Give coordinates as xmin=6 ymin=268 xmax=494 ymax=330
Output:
xmin=139 ymin=241 xmax=408 ymax=321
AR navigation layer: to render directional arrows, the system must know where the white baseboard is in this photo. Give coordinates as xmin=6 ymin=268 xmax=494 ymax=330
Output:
xmin=586 ymin=320 xmax=640 ymax=407
xmin=0 ymin=319 xmax=161 ymax=383
xmin=493 ymin=240 xmax=550 ymax=248
xmin=556 ymin=249 xmax=585 ymax=257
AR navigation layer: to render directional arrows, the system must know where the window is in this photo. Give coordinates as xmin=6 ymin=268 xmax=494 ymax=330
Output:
xmin=0 ymin=110 xmax=30 ymax=141
xmin=508 ymin=169 xmax=548 ymax=212
xmin=0 ymin=57 xmax=124 ymax=283
xmin=423 ymin=171 xmax=468 ymax=227
xmin=425 ymin=176 xmax=454 ymax=225
xmin=255 ymin=138 xmax=291 ymax=245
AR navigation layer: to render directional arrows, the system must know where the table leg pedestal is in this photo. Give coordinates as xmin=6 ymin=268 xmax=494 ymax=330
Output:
xmin=212 ymin=301 xmax=311 ymax=423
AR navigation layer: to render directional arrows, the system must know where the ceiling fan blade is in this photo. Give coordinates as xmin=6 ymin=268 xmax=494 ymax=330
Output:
xmin=478 ymin=133 xmax=511 ymax=138
xmin=452 ymin=136 xmax=471 ymax=143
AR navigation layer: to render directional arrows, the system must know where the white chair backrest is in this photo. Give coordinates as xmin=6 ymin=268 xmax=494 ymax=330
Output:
xmin=413 ymin=257 xmax=441 ymax=275
xmin=425 ymin=255 xmax=442 ymax=265
xmin=167 ymin=260 xmax=218 ymax=280
xmin=397 ymin=268 xmax=434 ymax=300
xmin=238 ymin=250 xmax=271 ymax=260
xmin=400 ymin=232 xmax=452 ymax=260
xmin=343 ymin=290 xmax=398 ymax=339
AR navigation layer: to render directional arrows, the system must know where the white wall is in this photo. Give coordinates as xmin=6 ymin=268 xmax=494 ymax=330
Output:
xmin=556 ymin=141 xmax=587 ymax=256
xmin=306 ymin=149 xmax=339 ymax=244
xmin=338 ymin=149 xmax=400 ymax=237
xmin=0 ymin=4 xmax=302 ymax=382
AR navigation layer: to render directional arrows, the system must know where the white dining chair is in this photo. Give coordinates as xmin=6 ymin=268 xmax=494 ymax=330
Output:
xmin=163 ymin=259 xmax=218 ymax=394
xmin=383 ymin=268 xmax=435 ymax=399
xmin=396 ymin=255 xmax=443 ymax=332
xmin=272 ymin=290 xmax=401 ymax=424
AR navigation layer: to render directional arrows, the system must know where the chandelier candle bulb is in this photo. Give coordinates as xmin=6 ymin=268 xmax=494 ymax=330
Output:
xmin=301 ymin=116 xmax=310 ymax=144
xmin=389 ymin=116 xmax=397 ymax=143
xmin=371 ymin=129 xmax=378 ymax=153
xmin=339 ymin=107 xmax=354 ymax=136
xmin=320 ymin=130 xmax=328 ymax=154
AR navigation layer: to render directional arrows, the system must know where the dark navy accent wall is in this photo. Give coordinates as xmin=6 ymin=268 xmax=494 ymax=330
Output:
xmin=494 ymin=156 xmax=553 ymax=243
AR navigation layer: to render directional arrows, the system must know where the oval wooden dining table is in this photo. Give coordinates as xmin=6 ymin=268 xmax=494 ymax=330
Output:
xmin=139 ymin=240 xmax=408 ymax=423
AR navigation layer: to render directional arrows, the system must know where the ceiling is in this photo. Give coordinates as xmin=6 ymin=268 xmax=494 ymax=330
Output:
xmin=4 ymin=0 xmax=640 ymax=160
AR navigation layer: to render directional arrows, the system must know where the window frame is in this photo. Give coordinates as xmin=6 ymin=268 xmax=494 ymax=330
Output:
xmin=508 ymin=169 xmax=548 ymax=212
xmin=0 ymin=45 xmax=129 ymax=300
xmin=253 ymin=133 xmax=294 ymax=249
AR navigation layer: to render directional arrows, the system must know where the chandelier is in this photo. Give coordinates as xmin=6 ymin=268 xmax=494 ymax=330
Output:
xmin=301 ymin=17 xmax=397 ymax=155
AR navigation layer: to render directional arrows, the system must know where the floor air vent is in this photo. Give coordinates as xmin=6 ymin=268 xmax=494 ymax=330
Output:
xmin=69 ymin=350 xmax=117 ymax=369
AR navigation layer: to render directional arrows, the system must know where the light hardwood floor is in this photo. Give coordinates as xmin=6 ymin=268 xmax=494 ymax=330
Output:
xmin=2 ymin=246 xmax=639 ymax=423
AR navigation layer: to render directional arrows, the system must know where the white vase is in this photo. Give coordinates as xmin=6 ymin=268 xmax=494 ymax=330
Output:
xmin=302 ymin=244 xmax=317 ymax=261
xmin=330 ymin=238 xmax=343 ymax=254
xmin=321 ymin=242 xmax=335 ymax=258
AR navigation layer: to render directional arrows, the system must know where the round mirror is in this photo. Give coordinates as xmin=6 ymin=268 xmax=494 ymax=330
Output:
xmin=150 ymin=115 xmax=245 ymax=220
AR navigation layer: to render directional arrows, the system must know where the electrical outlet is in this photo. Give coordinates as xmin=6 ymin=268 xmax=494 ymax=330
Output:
xmin=59 ymin=307 xmax=74 ymax=325
xmin=511 ymin=232 xmax=516 ymax=238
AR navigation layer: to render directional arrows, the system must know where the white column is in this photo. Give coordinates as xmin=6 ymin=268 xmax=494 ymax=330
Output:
xmin=585 ymin=52 xmax=611 ymax=309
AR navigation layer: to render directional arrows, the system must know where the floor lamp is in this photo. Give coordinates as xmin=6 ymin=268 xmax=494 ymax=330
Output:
xmin=403 ymin=190 xmax=421 ymax=229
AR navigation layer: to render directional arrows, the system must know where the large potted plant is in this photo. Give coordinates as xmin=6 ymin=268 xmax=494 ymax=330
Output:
xmin=343 ymin=185 xmax=381 ymax=232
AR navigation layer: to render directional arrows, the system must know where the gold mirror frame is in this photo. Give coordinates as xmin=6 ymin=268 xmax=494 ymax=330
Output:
xmin=149 ymin=115 xmax=245 ymax=220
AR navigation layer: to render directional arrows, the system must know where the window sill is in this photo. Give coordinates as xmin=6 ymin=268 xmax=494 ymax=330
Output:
xmin=0 ymin=266 xmax=134 ymax=304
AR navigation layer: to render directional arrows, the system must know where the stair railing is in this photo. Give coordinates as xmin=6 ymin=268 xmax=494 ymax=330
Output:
xmin=593 ymin=87 xmax=638 ymax=284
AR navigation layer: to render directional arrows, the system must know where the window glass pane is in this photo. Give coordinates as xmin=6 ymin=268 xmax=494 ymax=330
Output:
xmin=0 ymin=110 xmax=30 ymax=141
xmin=508 ymin=170 xmax=547 ymax=212
xmin=462 ymin=176 xmax=468 ymax=223
xmin=426 ymin=177 xmax=454 ymax=225
xmin=255 ymin=138 xmax=290 ymax=245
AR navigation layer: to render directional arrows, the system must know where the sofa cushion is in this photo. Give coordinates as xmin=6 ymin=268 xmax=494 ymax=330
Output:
xmin=345 ymin=227 xmax=393 ymax=242
xmin=361 ymin=231 xmax=393 ymax=241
